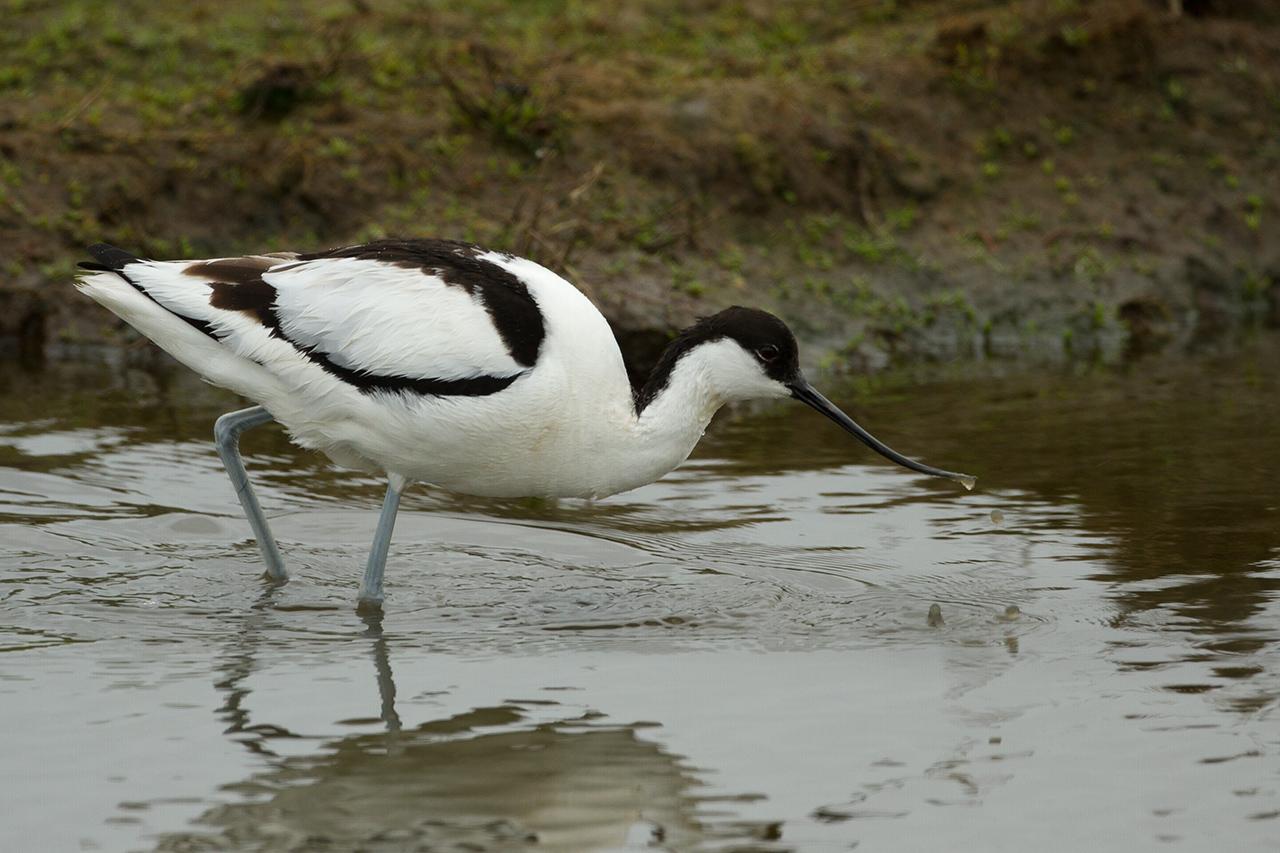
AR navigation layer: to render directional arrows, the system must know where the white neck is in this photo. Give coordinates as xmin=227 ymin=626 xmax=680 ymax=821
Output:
xmin=588 ymin=340 xmax=766 ymax=498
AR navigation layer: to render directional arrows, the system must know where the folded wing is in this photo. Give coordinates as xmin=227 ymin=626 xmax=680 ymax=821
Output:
xmin=84 ymin=240 xmax=546 ymax=398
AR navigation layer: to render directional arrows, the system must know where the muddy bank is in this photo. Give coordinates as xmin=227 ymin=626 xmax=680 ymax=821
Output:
xmin=1 ymin=0 xmax=1277 ymax=370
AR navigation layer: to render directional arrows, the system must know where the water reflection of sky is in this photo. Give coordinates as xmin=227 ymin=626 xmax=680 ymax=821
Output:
xmin=1 ymin=343 xmax=1278 ymax=851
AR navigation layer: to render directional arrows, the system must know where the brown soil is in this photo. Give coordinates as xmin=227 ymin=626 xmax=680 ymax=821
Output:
xmin=1 ymin=0 xmax=1277 ymax=372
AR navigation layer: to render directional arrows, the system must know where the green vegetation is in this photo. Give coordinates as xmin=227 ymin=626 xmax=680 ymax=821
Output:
xmin=1 ymin=0 xmax=1277 ymax=367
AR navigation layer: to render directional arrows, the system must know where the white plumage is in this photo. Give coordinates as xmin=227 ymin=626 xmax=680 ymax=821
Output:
xmin=75 ymin=238 xmax=972 ymax=605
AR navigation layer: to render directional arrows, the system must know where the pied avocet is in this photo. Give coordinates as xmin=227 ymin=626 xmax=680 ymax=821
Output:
xmin=76 ymin=239 xmax=973 ymax=606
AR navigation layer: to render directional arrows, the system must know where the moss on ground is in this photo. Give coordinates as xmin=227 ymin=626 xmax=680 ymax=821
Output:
xmin=1 ymin=0 xmax=1278 ymax=369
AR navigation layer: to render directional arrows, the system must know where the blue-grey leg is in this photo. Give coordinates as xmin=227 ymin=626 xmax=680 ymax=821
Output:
xmin=214 ymin=406 xmax=288 ymax=582
xmin=358 ymin=473 xmax=407 ymax=608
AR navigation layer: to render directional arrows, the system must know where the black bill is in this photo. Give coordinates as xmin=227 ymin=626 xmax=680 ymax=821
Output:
xmin=788 ymin=380 xmax=976 ymax=490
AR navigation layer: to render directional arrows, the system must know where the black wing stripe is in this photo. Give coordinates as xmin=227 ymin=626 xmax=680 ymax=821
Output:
xmin=304 ymin=357 xmax=521 ymax=397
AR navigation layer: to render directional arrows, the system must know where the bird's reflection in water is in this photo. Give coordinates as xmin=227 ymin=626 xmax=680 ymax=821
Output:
xmin=211 ymin=586 xmax=292 ymax=759
xmin=361 ymin=608 xmax=403 ymax=741
xmin=157 ymin=601 xmax=781 ymax=852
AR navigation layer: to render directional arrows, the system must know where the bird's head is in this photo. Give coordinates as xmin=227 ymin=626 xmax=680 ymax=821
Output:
xmin=642 ymin=306 xmax=975 ymax=489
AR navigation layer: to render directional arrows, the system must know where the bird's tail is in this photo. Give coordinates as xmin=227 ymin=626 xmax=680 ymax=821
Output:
xmin=77 ymin=242 xmax=143 ymax=277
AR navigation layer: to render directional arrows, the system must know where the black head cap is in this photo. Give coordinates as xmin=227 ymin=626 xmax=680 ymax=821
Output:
xmin=635 ymin=306 xmax=800 ymax=412
xmin=698 ymin=306 xmax=800 ymax=382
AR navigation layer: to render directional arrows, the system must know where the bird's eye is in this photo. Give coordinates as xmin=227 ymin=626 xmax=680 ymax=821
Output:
xmin=756 ymin=344 xmax=780 ymax=362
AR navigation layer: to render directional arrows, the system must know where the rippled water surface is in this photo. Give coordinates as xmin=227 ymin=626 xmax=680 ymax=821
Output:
xmin=3 ymin=340 xmax=1279 ymax=852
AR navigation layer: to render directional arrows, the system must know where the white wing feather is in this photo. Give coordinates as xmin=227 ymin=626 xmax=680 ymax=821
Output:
xmin=265 ymin=258 xmax=523 ymax=380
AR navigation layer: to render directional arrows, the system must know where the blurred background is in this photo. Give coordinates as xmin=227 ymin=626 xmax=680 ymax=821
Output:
xmin=4 ymin=3 xmax=1280 ymax=850
xmin=1 ymin=0 xmax=1276 ymax=372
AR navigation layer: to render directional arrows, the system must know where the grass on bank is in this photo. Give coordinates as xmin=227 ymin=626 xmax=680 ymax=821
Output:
xmin=1 ymin=0 xmax=1277 ymax=364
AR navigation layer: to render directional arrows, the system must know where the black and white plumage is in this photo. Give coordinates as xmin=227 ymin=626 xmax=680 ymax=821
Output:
xmin=76 ymin=238 xmax=973 ymax=605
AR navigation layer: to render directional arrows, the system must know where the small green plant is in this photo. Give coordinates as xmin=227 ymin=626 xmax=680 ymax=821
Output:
xmin=436 ymin=46 xmax=562 ymax=158
xmin=1059 ymin=25 xmax=1088 ymax=48
xmin=947 ymin=41 xmax=1002 ymax=93
xmin=322 ymin=136 xmax=354 ymax=158
xmin=668 ymin=262 xmax=707 ymax=298
xmin=1090 ymin=300 xmax=1108 ymax=329
xmin=1051 ymin=174 xmax=1079 ymax=206
xmin=1073 ymin=248 xmax=1109 ymax=284
xmin=886 ymin=205 xmax=919 ymax=231
xmin=1002 ymin=207 xmax=1042 ymax=233
xmin=1244 ymin=194 xmax=1263 ymax=231
xmin=1243 ymin=270 xmax=1268 ymax=298
xmin=717 ymin=244 xmax=746 ymax=273
xmin=843 ymin=228 xmax=898 ymax=265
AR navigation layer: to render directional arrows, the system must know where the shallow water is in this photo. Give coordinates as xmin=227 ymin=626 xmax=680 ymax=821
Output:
xmin=2 ymin=340 xmax=1279 ymax=852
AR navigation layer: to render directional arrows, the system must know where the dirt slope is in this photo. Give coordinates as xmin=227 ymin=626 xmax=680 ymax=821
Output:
xmin=1 ymin=0 xmax=1277 ymax=371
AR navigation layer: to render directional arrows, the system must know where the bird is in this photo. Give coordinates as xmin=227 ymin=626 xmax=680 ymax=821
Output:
xmin=75 ymin=238 xmax=974 ymax=607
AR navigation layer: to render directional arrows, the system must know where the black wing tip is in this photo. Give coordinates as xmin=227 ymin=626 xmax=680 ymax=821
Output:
xmin=84 ymin=243 xmax=141 ymax=272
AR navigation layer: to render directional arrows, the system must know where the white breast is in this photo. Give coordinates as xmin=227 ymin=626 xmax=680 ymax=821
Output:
xmin=371 ymin=253 xmax=653 ymax=498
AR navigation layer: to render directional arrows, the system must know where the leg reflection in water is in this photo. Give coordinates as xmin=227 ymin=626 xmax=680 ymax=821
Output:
xmin=159 ymin=600 xmax=727 ymax=852
xmin=361 ymin=607 xmax=403 ymax=754
xmin=212 ymin=585 xmax=299 ymax=759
